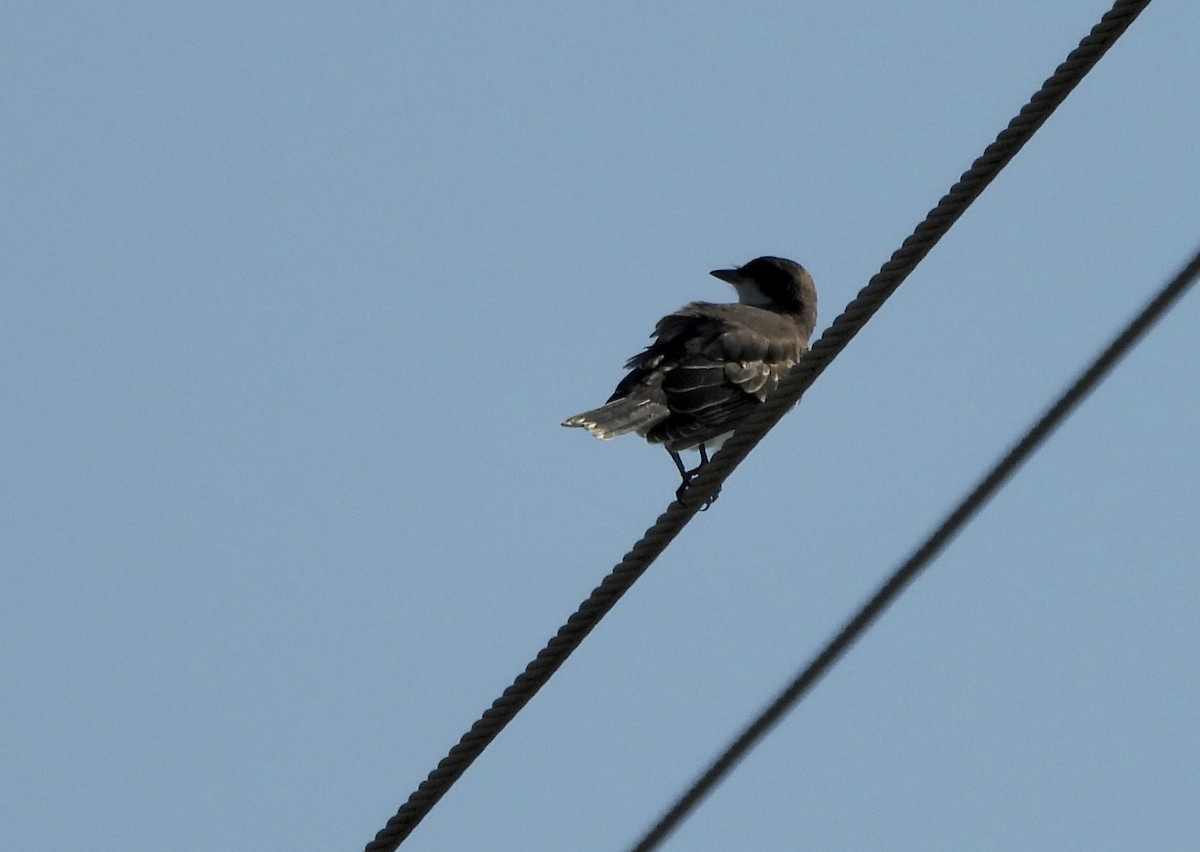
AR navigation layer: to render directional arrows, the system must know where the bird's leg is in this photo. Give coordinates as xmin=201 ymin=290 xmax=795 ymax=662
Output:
xmin=694 ymin=443 xmax=719 ymax=510
xmin=668 ymin=446 xmax=720 ymax=510
xmin=669 ymin=450 xmax=692 ymax=501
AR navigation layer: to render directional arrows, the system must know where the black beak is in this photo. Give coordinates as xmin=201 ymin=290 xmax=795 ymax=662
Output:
xmin=710 ymin=268 xmax=741 ymax=284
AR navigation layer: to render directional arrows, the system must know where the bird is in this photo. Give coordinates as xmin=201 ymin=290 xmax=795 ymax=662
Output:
xmin=563 ymin=256 xmax=817 ymax=507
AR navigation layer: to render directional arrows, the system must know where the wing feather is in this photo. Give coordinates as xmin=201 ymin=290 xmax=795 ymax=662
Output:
xmin=601 ymin=302 xmax=807 ymax=450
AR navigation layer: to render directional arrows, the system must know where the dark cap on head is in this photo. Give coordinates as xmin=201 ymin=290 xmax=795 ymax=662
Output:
xmin=711 ymin=256 xmax=817 ymax=336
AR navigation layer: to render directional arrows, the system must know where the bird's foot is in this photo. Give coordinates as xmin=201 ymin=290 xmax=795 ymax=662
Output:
xmin=669 ymin=447 xmax=719 ymax=510
xmin=675 ymin=472 xmax=720 ymax=511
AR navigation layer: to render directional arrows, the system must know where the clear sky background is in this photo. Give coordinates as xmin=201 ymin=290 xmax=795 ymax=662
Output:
xmin=4 ymin=3 xmax=1199 ymax=850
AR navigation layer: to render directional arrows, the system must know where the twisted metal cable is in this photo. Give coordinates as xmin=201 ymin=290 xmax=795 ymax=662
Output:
xmin=632 ymin=241 xmax=1200 ymax=852
xmin=365 ymin=1 xmax=1150 ymax=848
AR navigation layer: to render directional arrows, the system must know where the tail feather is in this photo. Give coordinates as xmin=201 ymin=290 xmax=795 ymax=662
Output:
xmin=562 ymin=397 xmax=669 ymax=440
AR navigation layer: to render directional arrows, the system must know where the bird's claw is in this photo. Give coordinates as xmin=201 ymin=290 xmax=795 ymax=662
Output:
xmin=676 ymin=476 xmax=720 ymax=511
xmin=670 ymin=446 xmax=718 ymax=510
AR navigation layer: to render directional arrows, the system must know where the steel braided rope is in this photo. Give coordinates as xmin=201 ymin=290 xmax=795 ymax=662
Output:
xmin=365 ymin=1 xmax=1151 ymax=848
xmin=633 ymin=242 xmax=1200 ymax=852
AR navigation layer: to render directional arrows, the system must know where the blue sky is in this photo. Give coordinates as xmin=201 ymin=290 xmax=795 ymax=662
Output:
xmin=4 ymin=3 xmax=1199 ymax=850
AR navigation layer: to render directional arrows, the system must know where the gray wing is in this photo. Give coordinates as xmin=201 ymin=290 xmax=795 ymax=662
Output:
xmin=631 ymin=304 xmax=806 ymax=449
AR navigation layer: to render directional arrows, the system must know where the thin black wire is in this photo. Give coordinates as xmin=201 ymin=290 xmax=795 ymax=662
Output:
xmin=365 ymin=1 xmax=1151 ymax=848
xmin=632 ymin=243 xmax=1200 ymax=851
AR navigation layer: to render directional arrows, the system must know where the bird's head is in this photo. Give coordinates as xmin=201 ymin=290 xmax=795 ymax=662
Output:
xmin=710 ymin=256 xmax=817 ymax=331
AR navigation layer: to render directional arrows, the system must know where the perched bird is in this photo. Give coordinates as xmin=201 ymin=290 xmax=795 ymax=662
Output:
xmin=563 ymin=256 xmax=817 ymax=506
